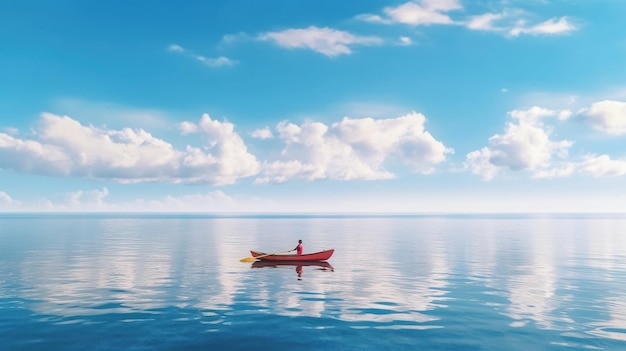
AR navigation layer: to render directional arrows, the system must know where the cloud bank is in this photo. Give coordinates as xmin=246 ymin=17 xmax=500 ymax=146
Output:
xmin=0 ymin=113 xmax=259 ymax=185
xmin=2 ymin=97 xmax=625 ymax=186
xmin=0 ymin=112 xmax=452 ymax=185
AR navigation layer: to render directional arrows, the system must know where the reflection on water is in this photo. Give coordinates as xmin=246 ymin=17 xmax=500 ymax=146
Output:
xmin=1 ymin=214 xmax=626 ymax=350
xmin=251 ymin=261 xmax=334 ymax=280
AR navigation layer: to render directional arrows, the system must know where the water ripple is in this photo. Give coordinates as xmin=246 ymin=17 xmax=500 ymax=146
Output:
xmin=2 ymin=215 xmax=626 ymax=350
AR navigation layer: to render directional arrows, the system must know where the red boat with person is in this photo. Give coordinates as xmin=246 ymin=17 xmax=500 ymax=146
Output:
xmin=249 ymin=249 xmax=334 ymax=262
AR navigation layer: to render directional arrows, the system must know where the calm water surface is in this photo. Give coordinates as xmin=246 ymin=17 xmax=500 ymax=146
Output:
xmin=1 ymin=214 xmax=626 ymax=350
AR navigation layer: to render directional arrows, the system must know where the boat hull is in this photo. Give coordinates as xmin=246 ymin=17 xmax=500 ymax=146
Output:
xmin=250 ymin=249 xmax=334 ymax=261
xmin=251 ymin=261 xmax=334 ymax=270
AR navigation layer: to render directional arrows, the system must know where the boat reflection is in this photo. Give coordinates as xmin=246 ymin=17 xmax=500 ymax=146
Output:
xmin=251 ymin=261 xmax=334 ymax=280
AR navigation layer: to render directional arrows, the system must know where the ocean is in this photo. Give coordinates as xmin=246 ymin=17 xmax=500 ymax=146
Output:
xmin=1 ymin=213 xmax=625 ymax=350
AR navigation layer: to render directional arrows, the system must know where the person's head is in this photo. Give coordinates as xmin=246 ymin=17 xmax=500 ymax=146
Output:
xmin=298 ymin=240 xmax=302 ymax=243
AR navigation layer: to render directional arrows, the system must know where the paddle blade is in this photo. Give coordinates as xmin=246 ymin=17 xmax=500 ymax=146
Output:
xmin=240 ymin=257 xmax=255 ymax=262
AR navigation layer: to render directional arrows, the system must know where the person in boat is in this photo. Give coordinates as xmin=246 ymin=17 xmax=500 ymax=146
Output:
xmin=291 ymin=240 xmax=303 ymax=255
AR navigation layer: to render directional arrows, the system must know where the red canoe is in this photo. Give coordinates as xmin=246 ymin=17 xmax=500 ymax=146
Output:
xmin=251 ymin=261 xmax=334 ymax=270
xmin=250 ymin=249 xmax=334 ymax=261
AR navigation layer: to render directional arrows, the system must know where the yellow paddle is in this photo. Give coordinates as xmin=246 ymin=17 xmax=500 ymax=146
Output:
xmin=240 ymin=250 xmax=292 ymax=262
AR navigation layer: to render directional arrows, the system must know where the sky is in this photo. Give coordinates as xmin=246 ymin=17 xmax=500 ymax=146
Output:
xmin=1 ymin=0 xmax=626 ymax=213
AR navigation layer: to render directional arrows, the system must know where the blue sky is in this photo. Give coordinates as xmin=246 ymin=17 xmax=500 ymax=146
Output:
xmin=1 ymin=0 xmax=626 ymax=213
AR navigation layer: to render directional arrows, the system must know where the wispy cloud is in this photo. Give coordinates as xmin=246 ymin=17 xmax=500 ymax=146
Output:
xmin=258 ymin=26 xmax=382 ymax=57
xmin=167 ymin=44 xmax=185 ymax=53
xmin=509 ymin=17 xmax=577 ymax=37
xmin=53 ymin=98 xmax=171 ymax=130
xmin=359 ymin=2 xmax=578 ymax=37
xmin=466 ymin=12 xmax=505 ymax=31
xmin=398 ymin=36 xmax=413 ymax=46
xmin=220 ymin=32 xmax=252 ymax=45
xmin=465 ymin=11 xmax=577 ymax=37
xmin=0 ymin=188 xmax=249 ymax=212
xmin=168 ymin=44 xmax=236 ymax=68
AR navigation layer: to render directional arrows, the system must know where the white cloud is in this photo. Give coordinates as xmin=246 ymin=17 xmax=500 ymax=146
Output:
xmin=510 ymin=17 xmax=576 ymax=37
xmin=195 ymin=55 xmax=235 ymax=68
xmin=360 ymin=2 xmax=577 ymax=38
xmin=558 ymin=110 xmax=572 ymax=121
xmin=579 ymin=100 xmax=626 ymax=135
xmin=255 ymin=112 xmax=452 ymax=183
xmin=367 ymin=0 xmax=462 ymax=26
xmin=258 ymin=26 xmax=382 ymax=57
xmin=0 ymin=190 xmax=23 ymax=211
xmin=66 ymin=187 xmax=110 ymax=208
xmin=167 ymin=44 xmax=184 ymax=53
xmin=466 ymin=13 xmax=504 ymax=31
xmin=0 ymin=113 xmax=259 ymax=185
xmin=168 ymin=44 xmax=235 ymax=68
xmin=254 ymin=160 xmax=316 ymax=184
xmin=465 ymin=107 xmax=573 ymax=180
xmin=465 ymin=148 xmax=500 ymax=181
xmin=508 ymin=106 xmax=556 ymax=124
xmin=176 ymin=113 xmax=261 ymax=184
xmin=355 ymin=14 xmax=388 ymax=24
xmin=464 ymin=10 xmax=577 ymax=37
xmin=250 ymin=127 xmax=273 ymax=139
xmin=0 ymin=127 xmax=73 ymax=176
xmin=0 ymin=191 xmax=15 ymax=205
xmin=220 ymin=32 xmax=251 ymax=45
xmin=178 ymin=121 xmax=198 ymax=135
xmin=579 ymin=155 xmax=626 ymax=177
xmin=398 ymin=36 xmax=412 ymax=46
